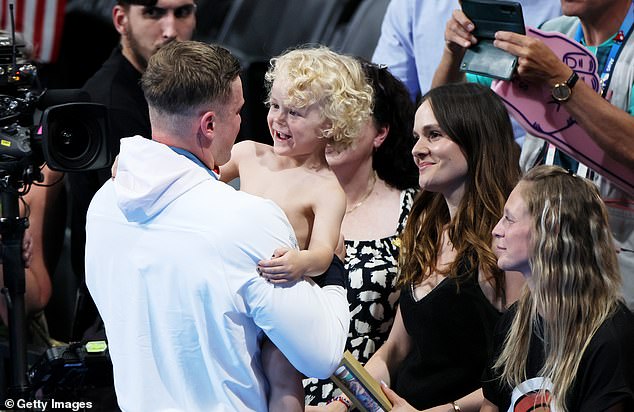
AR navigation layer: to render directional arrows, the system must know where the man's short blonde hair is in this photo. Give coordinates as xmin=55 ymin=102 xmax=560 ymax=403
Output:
xmin=142 ymin=41 xmax=240 ymax=117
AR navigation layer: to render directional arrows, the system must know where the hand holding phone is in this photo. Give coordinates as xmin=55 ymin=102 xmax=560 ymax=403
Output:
xmin=459 ymin=0 xmax=526 ymax=80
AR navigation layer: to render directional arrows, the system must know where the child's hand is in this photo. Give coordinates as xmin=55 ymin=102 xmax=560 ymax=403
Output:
xmin=257 ymin=248 xmax=305 ymax=284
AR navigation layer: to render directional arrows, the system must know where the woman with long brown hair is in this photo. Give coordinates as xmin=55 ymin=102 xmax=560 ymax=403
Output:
xmin=315 ymin=82 xmax=523 ymax=411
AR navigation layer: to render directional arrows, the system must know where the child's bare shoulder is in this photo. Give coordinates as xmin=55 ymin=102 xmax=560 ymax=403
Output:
xmin=306 ymin=170 xmax=345 ymax=220
xmin=232 ymin=140 xmax=273 ymax=160
xmin=315 ymin=169 xmax=342 ymax=187
xmin=306 ymin=168 xmax=345 ymax=200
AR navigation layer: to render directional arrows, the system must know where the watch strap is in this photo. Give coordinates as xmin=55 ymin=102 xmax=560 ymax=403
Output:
xmin=565 ymin=70 xmax=579 ymax=88
xmin=552 ymin=71 xmax=579 ymax=102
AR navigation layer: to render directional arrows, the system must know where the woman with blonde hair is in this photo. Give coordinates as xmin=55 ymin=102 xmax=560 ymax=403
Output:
xmin=484 ymin=165 xmax=634 ymax=412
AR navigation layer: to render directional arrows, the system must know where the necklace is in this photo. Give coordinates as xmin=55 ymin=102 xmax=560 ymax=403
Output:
xmin=345 ymin=172 xmax=377 ymax=214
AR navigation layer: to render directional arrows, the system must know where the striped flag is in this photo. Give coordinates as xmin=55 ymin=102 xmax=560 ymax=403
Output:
xmin=0 ymin=0 xmax=66 ymax=63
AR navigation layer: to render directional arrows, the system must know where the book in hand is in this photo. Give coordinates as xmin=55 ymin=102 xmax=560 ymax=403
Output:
xmin=330 ymin=351 xmax=392 ymax=412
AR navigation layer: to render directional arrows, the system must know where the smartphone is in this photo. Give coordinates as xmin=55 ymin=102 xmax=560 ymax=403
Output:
xmin=459 ymin=0 xmax=525 ymax=80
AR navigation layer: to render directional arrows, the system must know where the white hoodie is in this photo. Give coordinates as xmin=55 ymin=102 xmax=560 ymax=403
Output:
xmin=85 ymin=136 xmax=349 ymax=412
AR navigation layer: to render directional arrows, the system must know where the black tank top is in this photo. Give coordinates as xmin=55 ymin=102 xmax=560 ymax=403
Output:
xmin=393 ymin=265 xmax=502 ymax=409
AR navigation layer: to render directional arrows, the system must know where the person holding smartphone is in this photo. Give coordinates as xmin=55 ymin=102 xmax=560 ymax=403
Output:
xmin=433 ymin=0 xmax=634 ymax=312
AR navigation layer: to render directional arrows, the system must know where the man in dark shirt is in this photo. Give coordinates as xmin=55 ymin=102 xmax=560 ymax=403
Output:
xmin=71 ymin=0 xmax=197 ymax=339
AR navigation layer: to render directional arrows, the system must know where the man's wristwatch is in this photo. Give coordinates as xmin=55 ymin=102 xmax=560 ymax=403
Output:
xmin=552 ymin=71 xmax=579 ymax=102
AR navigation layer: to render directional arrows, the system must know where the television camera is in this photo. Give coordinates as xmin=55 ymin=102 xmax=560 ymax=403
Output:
xmin=0 ymin=33 xmax=111 ymax=180
xmin=0 ymin=29 xmax=111 ymax=405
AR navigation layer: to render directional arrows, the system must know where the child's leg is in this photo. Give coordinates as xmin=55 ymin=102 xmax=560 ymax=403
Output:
xmin=262 ymin=338 xmax=304 ymax=412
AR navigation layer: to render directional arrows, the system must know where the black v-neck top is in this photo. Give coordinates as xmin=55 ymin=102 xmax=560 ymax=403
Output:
xmin=393 ymin=263 xmax=502 ymax=409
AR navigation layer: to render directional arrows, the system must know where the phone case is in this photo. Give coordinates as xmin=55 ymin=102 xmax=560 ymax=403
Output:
xmin=459 ymin=0 xmax=525 ymax=80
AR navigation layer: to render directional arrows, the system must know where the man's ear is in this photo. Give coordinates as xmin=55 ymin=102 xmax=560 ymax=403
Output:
xmin=195 ymin=111 xmax=215 ymax=150
xmin=373 ymin=124 xmax=389 ymax=149
xmin=199 ymin=111 xmax=216 ymax=142
xmin=113 ymin=5 xmax=129 ymax=36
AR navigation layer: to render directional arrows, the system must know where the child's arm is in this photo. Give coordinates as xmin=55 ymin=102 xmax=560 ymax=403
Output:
xmin=258 ymin=181 xmax=346 ymax=283
xmin=219 ymin=140 xmax=253 ymax=183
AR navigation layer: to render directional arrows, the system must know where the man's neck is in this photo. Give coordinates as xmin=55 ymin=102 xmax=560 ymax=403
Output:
xmin=152 ymin=134 xmax=214 ymax=170
xmin=580 ymin=0 xmax=632 ymax=46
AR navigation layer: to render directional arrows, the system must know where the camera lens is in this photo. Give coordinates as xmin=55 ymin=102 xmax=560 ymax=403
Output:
xmin=50 ymin=122 xmax=99 ymax=162
xmin=41 ymin=103 xmax=111 ymax=172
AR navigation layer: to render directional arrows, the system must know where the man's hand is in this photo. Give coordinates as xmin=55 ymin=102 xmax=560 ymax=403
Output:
xmin=493 ymin=31 xmax=572 ymax=86
xmin=444 ymin=9 xmax=478 ymax=56
xmin=432 ymin=9 xmax=475 ymax=87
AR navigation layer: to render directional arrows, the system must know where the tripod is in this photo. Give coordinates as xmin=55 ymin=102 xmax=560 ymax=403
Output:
xmin=0 ymin=172 xmax=32 ymax=404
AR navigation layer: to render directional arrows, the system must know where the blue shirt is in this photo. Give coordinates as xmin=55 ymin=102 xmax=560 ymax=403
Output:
xmin=372 ymin=0 xmax=562 ymax=101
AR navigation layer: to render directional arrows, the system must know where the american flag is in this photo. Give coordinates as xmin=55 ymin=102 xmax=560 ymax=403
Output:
xmin=0 ymin=0 xmax=66 ymax=63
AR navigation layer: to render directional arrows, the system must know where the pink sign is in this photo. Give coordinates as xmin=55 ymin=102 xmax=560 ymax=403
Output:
xmin=492 ymin=27 xmax=634 ymax=196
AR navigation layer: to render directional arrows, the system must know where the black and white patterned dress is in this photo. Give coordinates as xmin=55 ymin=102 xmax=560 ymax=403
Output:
xmin=304 ymin=188 xmax=416 ymax=405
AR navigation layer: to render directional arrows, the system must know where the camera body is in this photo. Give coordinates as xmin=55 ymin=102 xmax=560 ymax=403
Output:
xmin=0 ymin=123 xmax=32 ymax=159
xmin=0 ymin=32 xmax=111 ymax=182
xmin=28 ymin=341 xmax=113 ymax=398
xmin=0 ymin=17 xmax=112 ymax=407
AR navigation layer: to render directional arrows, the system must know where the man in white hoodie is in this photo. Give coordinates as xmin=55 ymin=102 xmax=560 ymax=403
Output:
xmin=84 ymin=40 xmax=350 ymax=412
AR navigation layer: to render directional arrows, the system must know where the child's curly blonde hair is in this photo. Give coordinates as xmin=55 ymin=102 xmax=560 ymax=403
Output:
xmin=265 ymin=46 xmax=374 ymax=152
